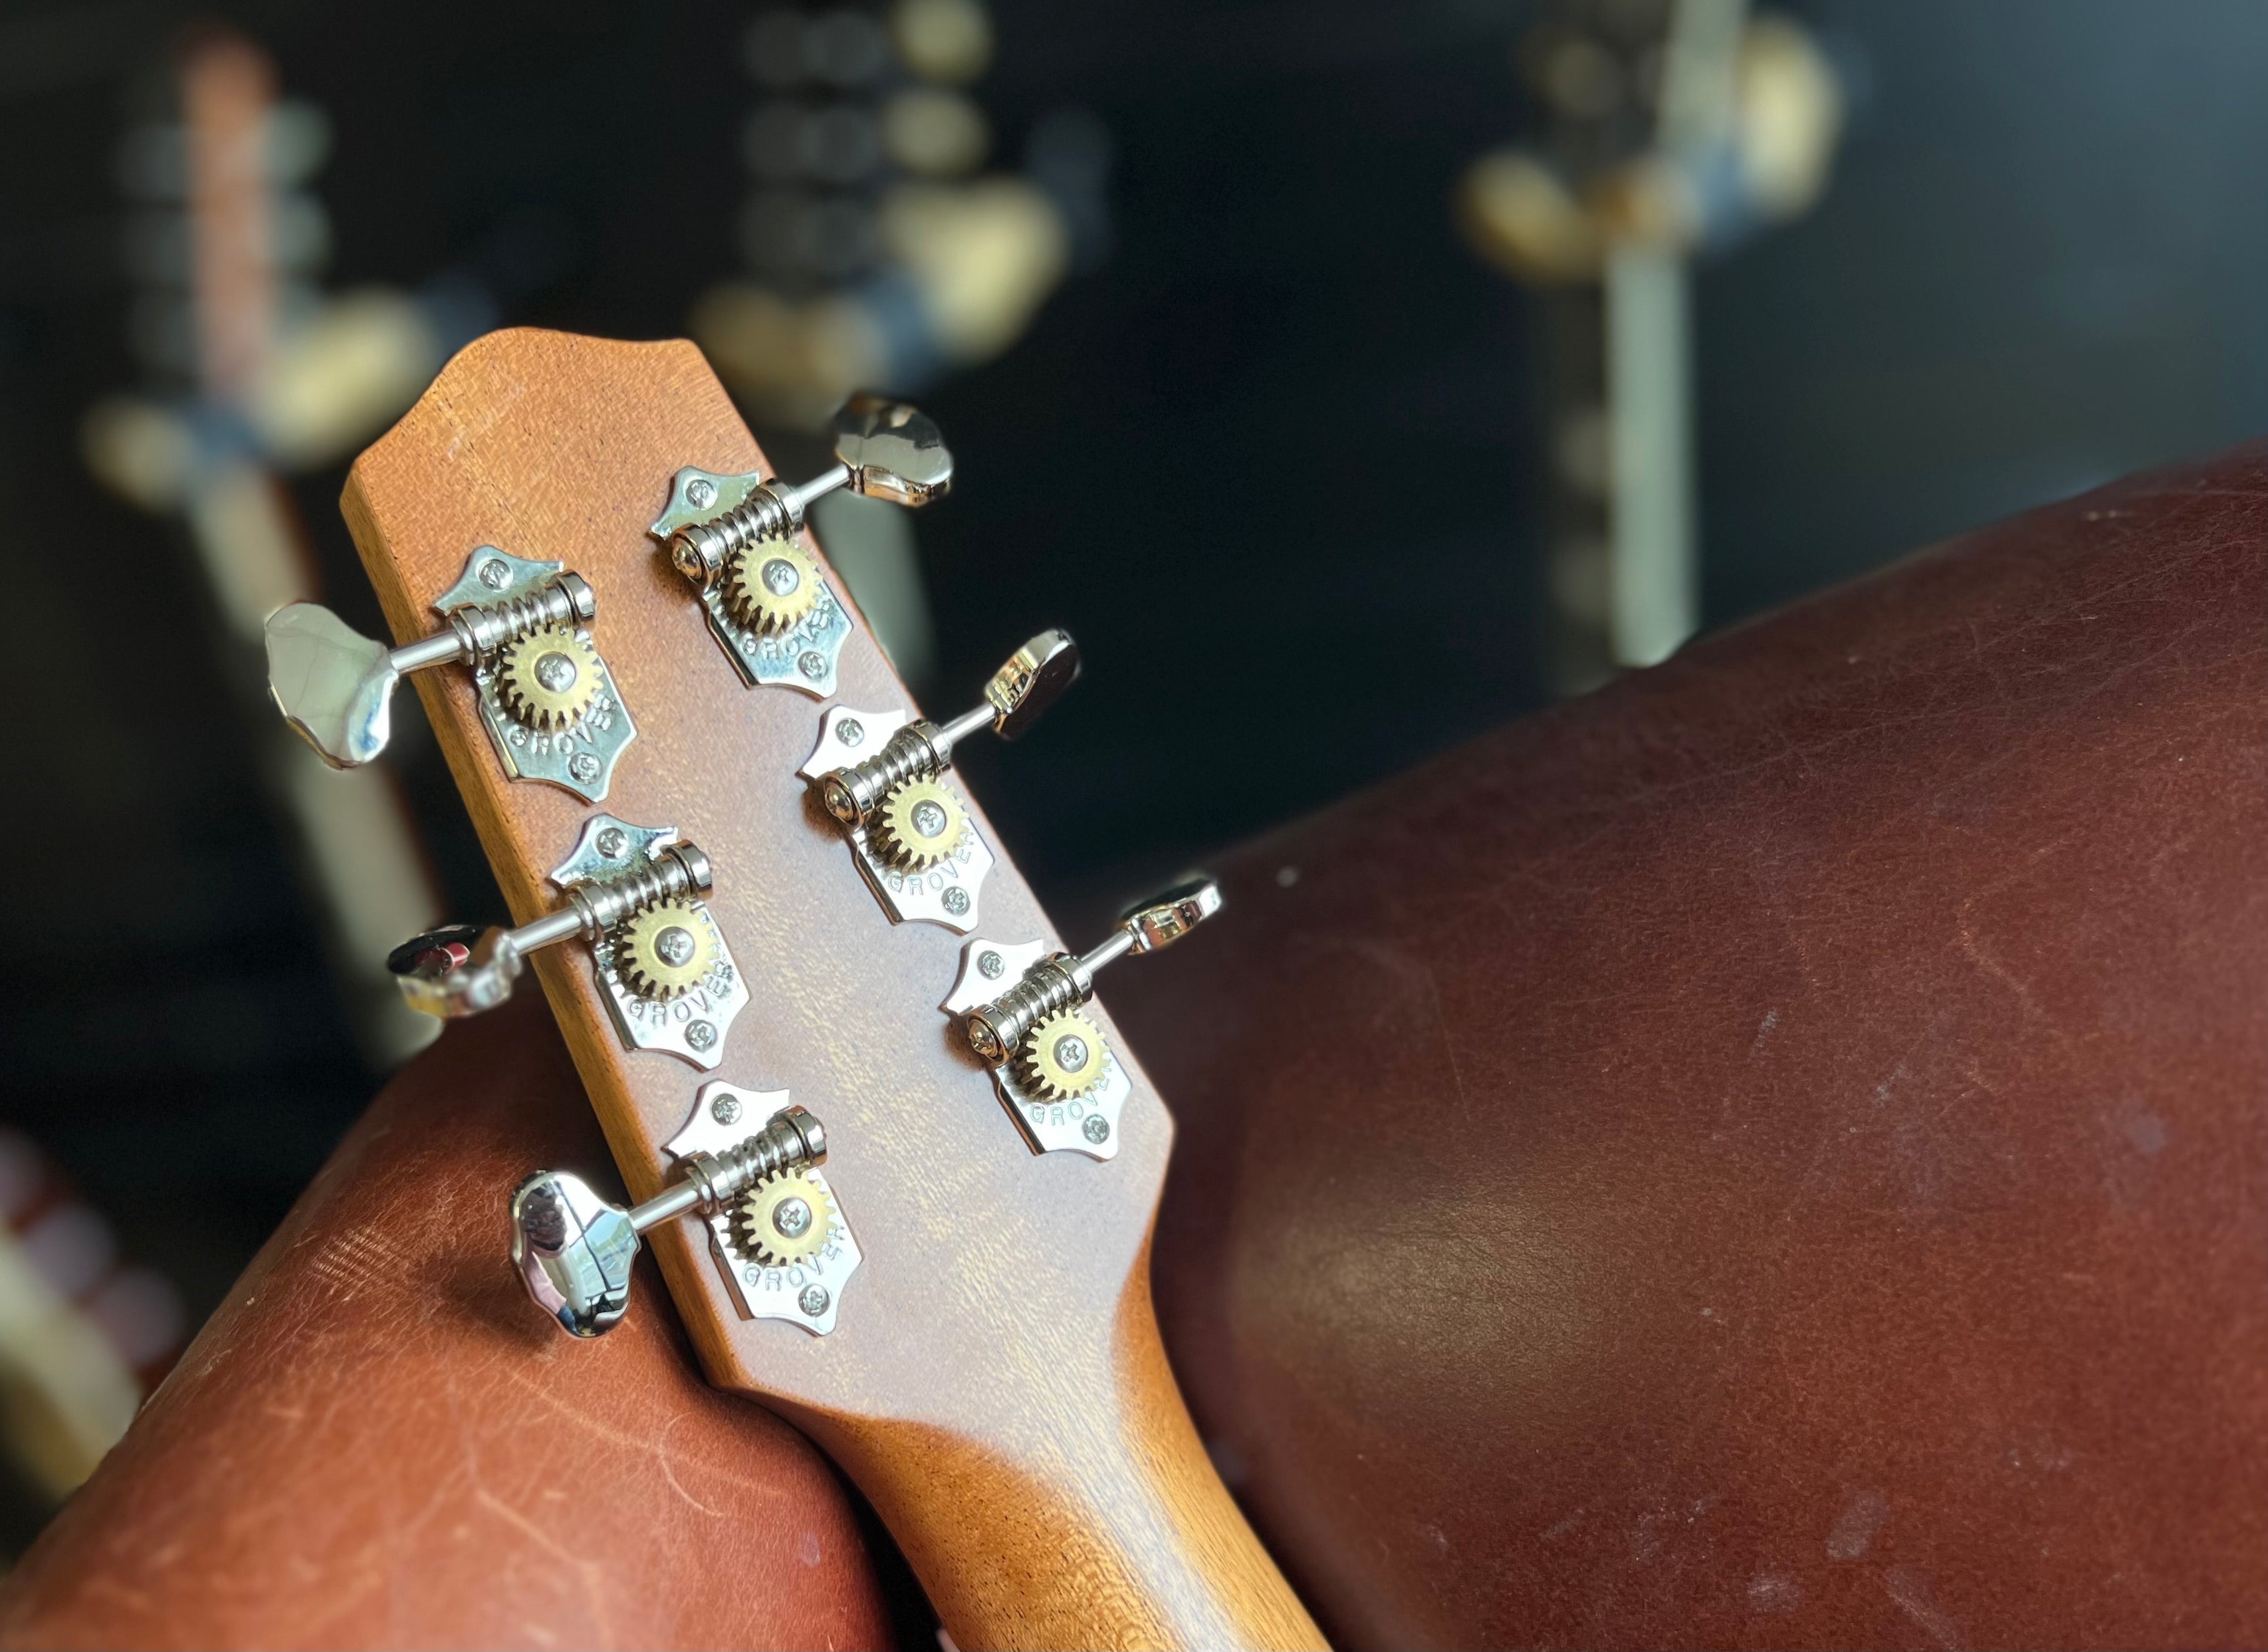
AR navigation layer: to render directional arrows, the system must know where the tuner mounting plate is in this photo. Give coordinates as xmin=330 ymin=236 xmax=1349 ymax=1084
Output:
xmin=665 ymin=1084 xmax=862 ymax=1336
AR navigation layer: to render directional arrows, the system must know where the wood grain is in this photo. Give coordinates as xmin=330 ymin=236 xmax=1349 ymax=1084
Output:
xmin=340 ymin=328 xmax=1323 ymax=1651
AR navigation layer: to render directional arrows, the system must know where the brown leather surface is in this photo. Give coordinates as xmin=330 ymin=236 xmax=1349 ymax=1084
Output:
xmin=1121 ymin=444 xmax=2268 ymax=1649
xmin=0 ymin=995 xmax=895 ymax=1651
xmin=10 ymin=438 xmax=2265 ymax=1649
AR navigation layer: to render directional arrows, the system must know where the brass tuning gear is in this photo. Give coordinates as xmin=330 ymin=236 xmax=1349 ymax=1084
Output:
xmin=388 ymin=815 xmax=746 ymax=1070
xmin=649 ymin=394 xmax=953 ymax=697
xmin=496 ymin=624 xmax=604 ymax=731
xmin=797 ymin=630 xmax=1081 ymax=933
xmin=737 ymin=1170 xmax=841 ymax=1269
xmin=941 ymin=877 xmax=1224 ymax=1160
xmin=723 ymin=537 xmax=824 ymax=635
xmin=265 ymin=545 xmax=634 ymax=801
xmin=869 ymin=778 xmax=972 ymax=873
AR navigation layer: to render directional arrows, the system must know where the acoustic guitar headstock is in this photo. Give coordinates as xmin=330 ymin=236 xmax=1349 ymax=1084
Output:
xmin=294 ymin=330 xmax=1316 ymax=1649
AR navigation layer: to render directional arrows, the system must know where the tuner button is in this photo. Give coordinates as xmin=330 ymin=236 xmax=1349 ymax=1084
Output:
xmin=1123 ymin=876 xmax=1224 ymax=953
xmin=510 ymin=1170 xmax=641 ymax=1338
xmin=986 ymin=629 xmax=1081 ymax=741
xmin=265 ymin=602 xmax=400 ymax=768
xmin=388 ymin=925 xmax=526 ymax=1018
xmin=833 ymin=394 xmax=953 ymax=508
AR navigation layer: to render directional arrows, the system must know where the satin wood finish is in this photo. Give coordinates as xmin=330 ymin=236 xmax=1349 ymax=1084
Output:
xmin=340 ymin=329 xmax=1321 ymax=1652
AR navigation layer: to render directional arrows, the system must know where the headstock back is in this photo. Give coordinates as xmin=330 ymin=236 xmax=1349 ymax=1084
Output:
xmin=339 ymin=330 xmax=1317 ymax=1649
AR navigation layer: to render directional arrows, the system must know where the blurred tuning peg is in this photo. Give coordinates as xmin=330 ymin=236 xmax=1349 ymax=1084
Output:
xmin=511 ymin=1106 xmax=827 ymax=1338
xmin=795 ymin=630 xmax=1081 ymax=933
xmin=941 ymin=876 xmax=1224 ymax=1160
xmin=265 ymin=545 xmax=633 ymax=801
xmin=649 ymin=394 xmax=953 ymax=698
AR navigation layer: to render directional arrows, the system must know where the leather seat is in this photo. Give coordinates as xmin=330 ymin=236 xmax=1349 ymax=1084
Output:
xmin=1113 ymin=440 xmax=2268 ymax=1648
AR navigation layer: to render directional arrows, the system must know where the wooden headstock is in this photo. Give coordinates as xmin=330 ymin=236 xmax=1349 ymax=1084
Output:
xmin=339 ymin=329 xmax=1321 ymax=1650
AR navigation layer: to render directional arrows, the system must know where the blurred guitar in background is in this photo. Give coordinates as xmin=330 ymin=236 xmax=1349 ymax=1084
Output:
xmin=83 ymin=27 xmax=451 ymax=1068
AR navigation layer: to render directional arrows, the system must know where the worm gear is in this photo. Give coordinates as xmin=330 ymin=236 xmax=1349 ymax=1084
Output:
xmin=1016 ymin=1008 xmax=1109 ymax=1102
xmin=869 ymin=777 xmax=970 ymax=872
xmin=497 ymin=624 xmax=603 ymax=731
xmin=614 ymin=899 xmax=719 ymax=999
xmin=724 ymin=536 xmax=824 ymax=634
xmin=737 ymin=1171 xmax=837 ymax=1268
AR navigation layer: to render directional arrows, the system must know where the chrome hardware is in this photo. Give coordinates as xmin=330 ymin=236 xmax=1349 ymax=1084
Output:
xmin=941 ymin=876 xmax=1223 ymax=1160
xmin=796 ymin=630 xmax=1079 ymax=933
xmin=264 ymin=546 xmax=635 ymax=801
xmin=648 ymin=394 xmax=953 ymax=697
xmin=388 ymin=815 xmax=746 ymax=1069
xmin=511 ymin=1104 xmax=832 ymax=1338
xmin=659 ymin=1082 xmax=863 ymax=1334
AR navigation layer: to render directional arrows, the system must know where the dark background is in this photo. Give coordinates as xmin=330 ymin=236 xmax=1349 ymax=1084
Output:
xmin=1 ymin=0 xmax=2265 ymax=1544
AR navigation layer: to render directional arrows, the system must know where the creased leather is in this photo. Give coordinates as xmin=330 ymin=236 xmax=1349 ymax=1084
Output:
xmin=0 ymin=994 xmax=893 ymax=1651
xmin=1123 ymin=443 xmax=2268 ymax=1649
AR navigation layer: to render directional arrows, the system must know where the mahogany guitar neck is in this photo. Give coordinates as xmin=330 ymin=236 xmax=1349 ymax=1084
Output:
xmin=336 ymin=328 xmax=1322 ymax=1650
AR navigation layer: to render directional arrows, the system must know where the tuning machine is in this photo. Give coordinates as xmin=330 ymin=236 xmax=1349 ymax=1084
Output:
xmin=389 ymin=815 xmax=746 ymax=1068
xmin=661 ymin=1082 xmax=862 ymax=1334
xmin=511 ymin=1098 xmax=855 ymax=1338
xmin=941 ymin=877 xmax=1223 ymax=1159
xmin=266 ymin=546 xmax=635 ymax=801
xmin=798 ymin=630 xmax=1080 ymax=933
xmin=649 ymin=394 xmax=952 ymax=697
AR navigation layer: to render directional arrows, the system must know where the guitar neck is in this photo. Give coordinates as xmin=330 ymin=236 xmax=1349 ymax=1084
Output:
xmin=338 ymin=328 xmax=1320 ymax=1650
